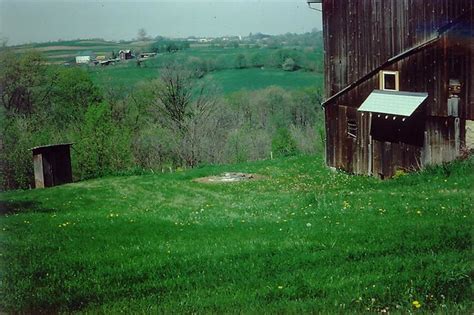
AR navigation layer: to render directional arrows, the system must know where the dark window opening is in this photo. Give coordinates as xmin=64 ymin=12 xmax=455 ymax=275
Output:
xmin=370 ymin=113 xmax=424 ymax=147
xmin=384 ymin=73 xmax=396 ymax=90
xmin=380 ymin=70 xmax=399 ymax=91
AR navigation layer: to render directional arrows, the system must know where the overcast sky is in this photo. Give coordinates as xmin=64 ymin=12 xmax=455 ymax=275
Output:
xmin=0 ymin=0 xmax=323 ymax=45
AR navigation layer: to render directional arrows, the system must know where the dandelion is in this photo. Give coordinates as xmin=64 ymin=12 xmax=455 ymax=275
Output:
xmin=412 ymin=300 xmax=421 ymax=309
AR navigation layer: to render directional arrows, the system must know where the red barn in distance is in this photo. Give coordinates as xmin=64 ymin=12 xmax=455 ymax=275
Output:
xmin=309 ymin=0 xmax=473 ymax=178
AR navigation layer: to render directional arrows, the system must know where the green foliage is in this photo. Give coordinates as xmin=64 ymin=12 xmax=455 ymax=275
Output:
xmin=393 ymin=169 xmax=408 ymax=179
xmin=272 ymin=127 xmax=298 ymax=157
xmin=49 ymin=67 xmax=102 ymax=126
xmin=0 ymin=50 xmax=47 ymax=114
xmin=0 ymin=112 xmax=61 ymax=190
xmin=225 ymin=129 xmax=250 ymax=163
xmin=1 ymin=156 xmax=472 ymax=312
xmin=0 ymin=45 xmax=324 ymax=190
xmin=0 ymin=117 xmax=35 ymax=189
xmin=149 ymin=39 xmax=189 ymax=53
xmin=0 ymin=51 xmax=110 ymax=189
xmin=73 ymin=102 xmax=133 ymax=180
xmin=235 ymin=53 xmax=246 ymax=69
xmin=282 ymin=57 xmax=296 ymax=71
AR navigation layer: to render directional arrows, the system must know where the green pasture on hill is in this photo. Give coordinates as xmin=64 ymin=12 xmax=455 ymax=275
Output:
xmin=207 ymin=68 xmax=323 ymax=94
xmin=89 ymin=65 xmax=322 ymax=94
xmin=1 ymin=155 xmax=472 ymax=313
xmin=88 ymin=62 xmax=160 ymax=89
xmin=11 ymin=39 xmax=324 ymax=93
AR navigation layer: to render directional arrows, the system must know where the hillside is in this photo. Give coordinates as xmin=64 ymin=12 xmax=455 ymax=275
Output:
xmin=7 ymin=37 xmax=324 ymax=94
xmin=1 ymin=155 xmax=472 ymax=313
xmin=11 ymin=39 xmax=152 ymax=64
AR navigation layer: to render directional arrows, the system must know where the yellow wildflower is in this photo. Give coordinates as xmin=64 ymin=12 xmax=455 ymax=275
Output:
xmin=412 ymin=300 xmax=421 ymax=308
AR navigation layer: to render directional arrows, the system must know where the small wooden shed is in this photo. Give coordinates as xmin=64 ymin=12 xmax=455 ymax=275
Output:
xmin=31 ymin=143 xmax=73 ymax=188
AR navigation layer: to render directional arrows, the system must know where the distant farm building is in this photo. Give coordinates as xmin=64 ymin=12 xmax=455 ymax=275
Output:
xmin=313 ymin=0 xmax=473 ymax=178
xmin=75 ymin=55 xmax=91 ymax=64
xmin=75 ymin=51 xmax=95 ymax=64
xmin=139 ymin=52 xmax=157 ymax=59
xmin=118 ymin=50 xmax=133 ymax=60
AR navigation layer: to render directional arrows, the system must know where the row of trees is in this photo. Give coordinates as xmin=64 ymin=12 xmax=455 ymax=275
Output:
xmin=149 ymin=39 xmax=190 ymax=54
xmin=146 ymin=47 xmax=323 ymax=76
xmin=0 ymin=50 xmax=324 ymax=190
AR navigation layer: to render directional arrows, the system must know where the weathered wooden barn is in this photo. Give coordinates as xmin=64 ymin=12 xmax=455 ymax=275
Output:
xmin=310 ymin=0 xmax=473 ymax=178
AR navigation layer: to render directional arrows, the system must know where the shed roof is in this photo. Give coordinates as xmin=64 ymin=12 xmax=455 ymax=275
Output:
xmin=30 ymin=143 xmax=73 ymax=152
xmin=357 ymin=90 xmax=428 ymax=117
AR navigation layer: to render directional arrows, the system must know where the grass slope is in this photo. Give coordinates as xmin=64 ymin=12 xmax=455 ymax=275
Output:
xmin=0 ymin=156 xmax=472 ymax=313
xmin=89 ymin=64 xmax=322 ymax=94
xmin=206 ymin=68 xmax=323 ymax=94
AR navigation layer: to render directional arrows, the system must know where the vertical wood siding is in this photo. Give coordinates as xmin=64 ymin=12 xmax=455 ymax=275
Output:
xmin=322 ymin=0 xmax=473 ymax=178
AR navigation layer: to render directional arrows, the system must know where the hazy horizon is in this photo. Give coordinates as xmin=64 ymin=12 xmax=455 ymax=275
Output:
xmin=0 ymin=0 xmax=323 ymax=46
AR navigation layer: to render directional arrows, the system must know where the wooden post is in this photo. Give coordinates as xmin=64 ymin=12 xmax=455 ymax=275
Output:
xmin=455 ymin=117 xmax=460 ymax=156
xmin=33 ymin=154 xmax=44 ymax=188
xmin=368 ymin=113 xmax=373 ymax=176
xmin=422 ymin=130 xmax=431 ymax=166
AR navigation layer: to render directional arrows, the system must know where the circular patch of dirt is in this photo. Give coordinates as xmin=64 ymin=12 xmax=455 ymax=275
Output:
xmin=194 ymin=172 xmax=265 ymax=183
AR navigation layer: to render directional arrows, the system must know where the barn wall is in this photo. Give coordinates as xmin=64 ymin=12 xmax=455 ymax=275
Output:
xmin=324 ymin=30 xmax=472 ymax=120
xmin=372 ymin=141 xmax=422 ymax=179
xmin=322 ymin=0 xmax=472 ymax=101
xmin=321 ymin=0 xmax=473 ymax=177
xmin=466 ymin=120 xmax=474 ymax=149
xmin=325 ymin=105 xmax=422 ymax=178
xmin=422 ymin=116 xmax=465 ymax=165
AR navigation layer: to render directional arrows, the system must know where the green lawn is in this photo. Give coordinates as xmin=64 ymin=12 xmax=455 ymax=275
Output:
xmin=1 ymin=155 xmax=472 ymax=313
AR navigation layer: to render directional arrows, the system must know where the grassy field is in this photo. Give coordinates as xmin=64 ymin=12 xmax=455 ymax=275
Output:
xmin=10 ymin=39 xmax=324 ymax=94
xmin=1 ymin=155 xmax=472 ymax=313
xmin=207 ymin=68 xmax=323 ymax=94
xmin=89 ymin=64 xmax=322 ymax=94
xmin=87 ymin=61 xmax=160 ymax=90
xmin=13 ymin=39 xmax=152 ymax=63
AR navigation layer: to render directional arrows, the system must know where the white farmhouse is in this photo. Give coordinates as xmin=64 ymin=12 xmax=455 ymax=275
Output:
xmin=75 ymin=55 xmax=91 ymax=64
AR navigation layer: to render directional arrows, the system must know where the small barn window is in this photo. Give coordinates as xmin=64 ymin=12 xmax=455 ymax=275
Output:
xmin=379 ymin=71 xmax=399 ymax=91
xmin=347 ymin=120 xmax=357 ymax=139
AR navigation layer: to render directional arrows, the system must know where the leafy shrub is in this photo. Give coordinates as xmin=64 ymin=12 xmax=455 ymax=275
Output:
xmin=73 ymin=102 xmax=133 ymax=180
xmin=272 ymin=128 xmax=298 ymax=158
xmin=0 ymin=114 xmax=59 ymax=190
xmin=282 ymin=57 xmax=296 ymax=71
